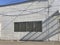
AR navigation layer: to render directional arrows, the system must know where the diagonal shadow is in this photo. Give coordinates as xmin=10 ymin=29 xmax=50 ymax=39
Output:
xmin=42 ymin=27 xmax=60 ymax=40
xmin=20 ymin=32 xmax=32 ymax=41
xmin=32 ymin=20 xmax=58 ymax=40
xmin=20 ymin=21 xmax=56 ymax=41
xmin=20 ymin=11 xmax=59 ymax=41
xmin=24 ymin=32 xmax=37 ymax=40
xmin=43 ymin=11 xmax=59 ymax=24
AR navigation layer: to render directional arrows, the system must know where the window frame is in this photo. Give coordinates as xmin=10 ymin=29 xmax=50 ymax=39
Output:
xmin=14 ymin=21 xmax=42 ymax=32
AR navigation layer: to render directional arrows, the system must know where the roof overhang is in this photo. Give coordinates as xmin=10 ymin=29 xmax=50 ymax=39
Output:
xmin=0 ymin=0 xmax=48 ymax=7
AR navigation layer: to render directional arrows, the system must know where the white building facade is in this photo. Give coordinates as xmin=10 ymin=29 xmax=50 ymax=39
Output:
xmin=0 ymin=0 xmax=60 ymax=41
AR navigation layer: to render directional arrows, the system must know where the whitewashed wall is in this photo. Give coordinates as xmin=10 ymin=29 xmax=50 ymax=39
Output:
xmin=0 ymin=0 xmax=60 ymax=41
xmin=48 ymin=16 xmax=60 ymax=41
xmin=1 ymin=14 xmax=46 ymax=40
xmin=0 ymin=1 xmax=48 ymax=40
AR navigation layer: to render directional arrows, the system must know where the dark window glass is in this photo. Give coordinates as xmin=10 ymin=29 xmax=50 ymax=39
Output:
xmin=33 ymin=21 xmax=42 ymax=32
xmin=26 ymin=22 xmax=33 ymax=32
xmin=14 ymin=21 xmax=42 ymax=32
xmin=14 ymin=23 xmax=19 ymax=32
xmin=35 ymin=21 xmax=42 ymax=32
xmin=59 ymin=19 xmax=60 ymax=23
xmin=19 ymin=22 xmax=26 ymax=32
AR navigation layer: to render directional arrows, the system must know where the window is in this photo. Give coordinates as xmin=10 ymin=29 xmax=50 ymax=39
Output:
xmin=26 ymin=22 xmax=33 ymax=32
xmin=14 ymin=21 xmax=42 ymax=32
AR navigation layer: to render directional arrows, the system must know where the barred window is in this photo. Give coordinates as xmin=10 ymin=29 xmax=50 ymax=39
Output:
xmin=14 ymin=21 xmax=42 ymax=32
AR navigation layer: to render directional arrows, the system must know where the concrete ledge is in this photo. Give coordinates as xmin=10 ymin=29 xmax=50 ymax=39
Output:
xmin=0 ymin=40 xmax=60 ymax=45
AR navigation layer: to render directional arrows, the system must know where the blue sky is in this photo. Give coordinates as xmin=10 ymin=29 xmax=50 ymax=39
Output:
xmin=0 ymin=0 xmax=28 ymax=5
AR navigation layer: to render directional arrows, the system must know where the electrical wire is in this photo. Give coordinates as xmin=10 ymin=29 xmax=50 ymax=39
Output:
xmin=1 ymin=7 xmax=48 ymax=16
xmin=1 ymin=7 xmax=47 ymax=15
xmin=1 ymin=0 xmax=56 ymax=30
xmin=2 ymin=1 xmax=35 ymax=30
xmin=0 ymin=0 xmax=58 ymax=16
xmin=1 ymin=0 xmax=59 ymax=41
xmin=0 ymin=0 xmax=57 ymax=16
xmin=2 ymin=1 xmax=47 ymax=30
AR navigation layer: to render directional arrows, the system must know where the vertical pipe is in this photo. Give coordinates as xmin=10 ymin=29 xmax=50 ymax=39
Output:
xmin=0 ymin=15 xmax=2 ymax=38
xmin=47 ymin=0 xmax=50 ymax=41
xmin=58 ymin=18 xmax=60 ymax=41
